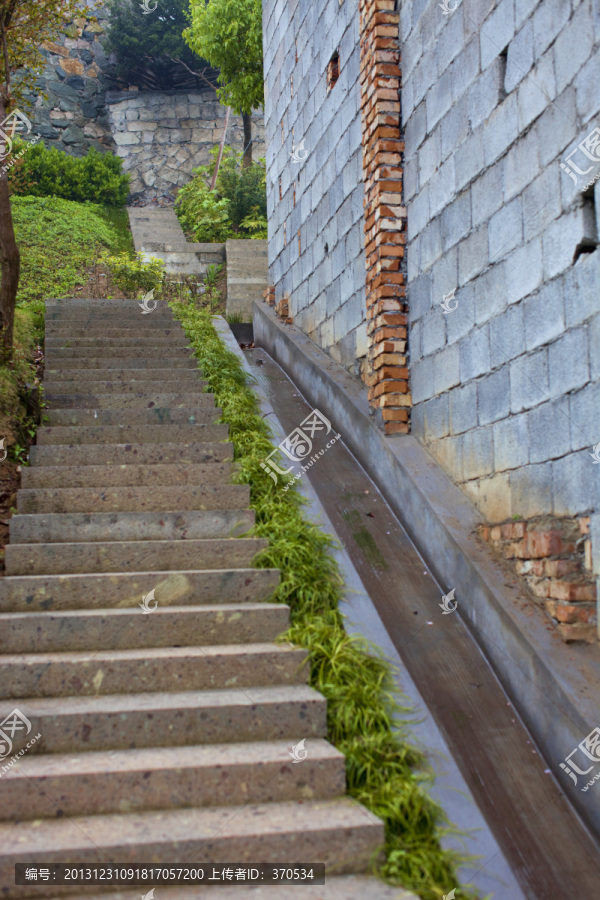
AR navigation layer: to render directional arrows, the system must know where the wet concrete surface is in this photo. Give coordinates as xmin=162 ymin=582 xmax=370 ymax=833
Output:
xmin=236 ymin=342 xmax=600 ymax=900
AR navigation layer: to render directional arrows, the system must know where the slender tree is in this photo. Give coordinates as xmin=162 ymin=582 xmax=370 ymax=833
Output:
xmin=184 ymin=0 xmax=263 ymax=167
xmin=0 ymin=0 xmax=79 ymax=358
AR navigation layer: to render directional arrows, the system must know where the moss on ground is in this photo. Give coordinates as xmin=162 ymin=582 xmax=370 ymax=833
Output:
xmin=172 ymin=303 xmax=478 ymax=900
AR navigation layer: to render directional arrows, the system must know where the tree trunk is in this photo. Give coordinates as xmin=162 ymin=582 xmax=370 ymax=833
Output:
xmin=242 ymin=112 xmax=252 ymax=168
xmin=0 ymin=96 xmax=20 ymax=361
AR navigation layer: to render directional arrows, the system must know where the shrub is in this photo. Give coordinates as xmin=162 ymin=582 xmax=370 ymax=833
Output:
xmin=9 ymin=140 xmax=130 ymax=206
xmin=175 ymin=145 xmax=267 ymax=242
xmin=101 ymin=252 xmax=165 ymax=298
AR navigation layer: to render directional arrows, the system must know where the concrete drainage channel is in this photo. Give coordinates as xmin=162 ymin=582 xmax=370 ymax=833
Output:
xmin=219 ymin=317 xmax=600 ymax=899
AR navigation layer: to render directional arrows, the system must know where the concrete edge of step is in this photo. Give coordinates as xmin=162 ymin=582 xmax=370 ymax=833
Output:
xmin=247 ymin=302 xmax=600 ymax=841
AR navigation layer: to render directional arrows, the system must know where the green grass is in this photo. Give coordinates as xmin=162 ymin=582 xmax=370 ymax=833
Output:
xmin=12 ymin=195 xmax=133 ymax=338
xmin=0 ymin=196 xmax=133 ymax=455
xmin=172 ymin=304 xmax=478 ymax=900
xmin=0 ymin=306 xmax=39 ymax=455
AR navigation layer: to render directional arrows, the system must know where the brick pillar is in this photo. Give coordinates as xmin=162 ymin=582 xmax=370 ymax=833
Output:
xmin=359 ymin=0 xmax=410 ymax=435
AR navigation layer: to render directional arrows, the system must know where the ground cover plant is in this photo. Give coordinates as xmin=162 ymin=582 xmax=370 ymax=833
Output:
xmin=175 ymin=145 xmax=267 ymax=242
xmin=171 ymin=302 xmax=478 ymax=900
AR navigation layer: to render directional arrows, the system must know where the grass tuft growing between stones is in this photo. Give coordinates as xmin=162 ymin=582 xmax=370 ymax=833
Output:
xmin=173 ymin=304 xmax=478 ymax=900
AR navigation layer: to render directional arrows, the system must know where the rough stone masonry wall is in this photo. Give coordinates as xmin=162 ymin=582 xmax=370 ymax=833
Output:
xmin=107 ymin=92 xmax=264 ymax=201
xmin=262 ymin=0 xmax=368 ymax=375
xmin=23 ymin=0 xmax=264 ymax=202
xmin=402 ymin=0 xmax=600 ymax=591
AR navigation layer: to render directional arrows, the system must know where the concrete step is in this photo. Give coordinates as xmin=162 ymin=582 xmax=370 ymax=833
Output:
xmin=46 ymin=353 xmax=196 ymax=366
xmin=16 ymin=483 xmax=247 ymax=514
xmin=45 ymin=346 xmax=194 ymax=359
xmin=45 ymin=321 xmax=187 ymax=333
xmin=44 ymin=393 xmax=214 ymax=411
xmin=41 ymin=878 xmax=414 ymax=900
xmin=10 ymin=509 xmax=253 ymax=543
xmin=30 ymin=441 xmax=233 ymax=467
xmin=44 ymin=335 xmax=192 ymax=348
xmin=0 ymin=643 xmax=308 ymax=699
xmin=0 ymin=798 xmax=381 ymax=898
xmin=22 ymin=462 xmax=238 ymax=489
xmin=44 ymin=312 xmax=178 ymax=324
xmin=5 ymin=537 xmax=267 ymax=575
xmin=45 ymin=368 xmax=199 ymax=382
xmin=44 ymin=379 xmax=207 ymax=396
xmin=45 ymin=408 xmax=217 ymax=427
xmin=0 ymin=568 xmax=280 ymax=612
xmin=0 ymin=602 xmax=289 ymax=653
xmin=0 ymin=684 xmax=326 ymax=753
xmin=0 ymin=738 xmax=341 ymax=819
xmin=37 ymin=422 xmax=227 ymax=446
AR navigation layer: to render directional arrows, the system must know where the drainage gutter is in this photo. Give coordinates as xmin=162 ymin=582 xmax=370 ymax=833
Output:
xmin=252 ymin=299 xmax=600 ymax=839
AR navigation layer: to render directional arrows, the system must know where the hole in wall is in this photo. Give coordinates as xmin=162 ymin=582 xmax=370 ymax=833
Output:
xmin=327 ymin=51 xmax=340 ymax=90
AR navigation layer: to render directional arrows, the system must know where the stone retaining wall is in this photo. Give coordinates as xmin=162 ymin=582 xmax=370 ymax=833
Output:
xmin=108 ymin=92 xmax=264 ymax=202
xmin=22 ymin=0 xmax=265 ymax=202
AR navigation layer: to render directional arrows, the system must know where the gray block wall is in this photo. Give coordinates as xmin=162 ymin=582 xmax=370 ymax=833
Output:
xmin=403 ymin=0 xmax=600 ymax=553
xmin=262 ymin=0 xmax=367 ymax=373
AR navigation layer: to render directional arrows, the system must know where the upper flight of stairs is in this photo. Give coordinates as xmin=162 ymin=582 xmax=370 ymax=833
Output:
xmin=0 ymin=299 xmax=410 ymax=900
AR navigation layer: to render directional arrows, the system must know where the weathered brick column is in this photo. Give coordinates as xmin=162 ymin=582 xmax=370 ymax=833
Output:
xmin=359 ymin=0 xmax=410 ymax=435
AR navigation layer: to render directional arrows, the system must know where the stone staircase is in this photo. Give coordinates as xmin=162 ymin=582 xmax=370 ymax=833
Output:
xmin=128 ymin=207 xmax=225 ymax=277
xmin=0 ymin=299 xmax=410 ymax=900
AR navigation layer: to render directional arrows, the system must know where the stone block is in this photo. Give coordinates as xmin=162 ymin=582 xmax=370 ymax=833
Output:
xmin=490 ymin=303 xmax=525 ymax=368
xmin=563 ymin=248 xmax=599 ymax=329
xmin=467 ymin=56 xmax=503 ymax=129
xmin=441 ymin=189 xmax=472 ymax=251
xmin=505 ymin=238 xmax=543 ymax=305
xmin=441 ymin=96 xmax=469 ymax=161
xmin=458 ymin=225 xmax=488 ymax=285
xmin=478 ymin=366 xmax=510 ymax=425
xmin=517 ymin=51 xmax=557 ymax=131
xmin=471 ymin=161 xmax=504 ymax=229
xmin=454 ymin=127 xmax=484 ymax=191
xmin=489 ymin=195 xmax=522 ymax=261
xmin=523 ymin=277 xmax=565 ymax=351
xmin=503 ymin=128 xmax=540 ymax=202
xmin=509 ymin=347 xmax=549 ymax=412
xmin=553 ymin=0 xmax=594 ymax=94
xmin=532 ymin=0 xmax=571 ymax=58
xmin=548 ymin=326 xmax=590 ymax=399
xmin=483 ymin=94 xmax=519 ymax=166
xmin=445 ymin=280 xmax=476 ymax=343
xmin=552 ymin=449 xmax=594 ymax=516
xmin=569 ymin=381 xmax=600 ymax=451
xmin=522 ymin=164 xmax=562 ymax=242
xmin=423 ymin=393 xmax=450 ymax=441
xmin=450 ymin=380 xmax=478 ymax=435
xmin=421 ymin=308 xmax=447 ymax=356
xmin=429 ymin=157 xmax=456 ymax=218
xmin=405 ymin=100 xmax=427 ymax=154
xmin=480 ymin=0 xmax=515 ymax=70
xmin=505 ymin=20 xmax=534 ymax=93
xmin=411 ymin=355 xmax=435 ymax=404
xmin=493 ymin=412 xmax=529 ymax=471
xmin=450 ymin=33 xmax=481 ymax=103
xmin=462 ymin=425 xmax=494 ymax=480
xmin=509 ymin=460 xmax=553 ymax=517
xmin=542 ymin=208 xmax=596 ymax=280
xmin=460 ymin=324 xmax=490 ymax=381
xmin=575 ymin=44 xmax=600 ymax=122
xmin=528 ymin=396 xmax=572 ymax=464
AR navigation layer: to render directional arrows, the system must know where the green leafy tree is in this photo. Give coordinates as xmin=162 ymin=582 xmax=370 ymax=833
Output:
xmin=0 ymin=0 xmax=80 ymax=358
xmin=105 ymin=0 xmax=216 ymax=91
xmin=185 ymin=0 xmax=263 ymax=166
